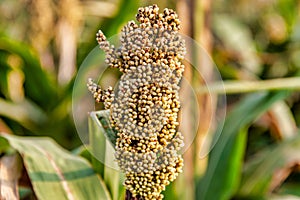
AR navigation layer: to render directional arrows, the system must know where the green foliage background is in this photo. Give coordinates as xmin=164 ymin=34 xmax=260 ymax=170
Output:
xmin=0 ymin=0 xmax=300 ymax=199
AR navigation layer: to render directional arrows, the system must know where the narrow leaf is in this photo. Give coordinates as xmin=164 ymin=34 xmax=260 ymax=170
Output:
xmin=100 ymin=0 xmax=141 ymax=37
xmin=238 ymin=135 xmax=300 ymax=197
xmin=0 ymin=98 xmax=47 ymax=130
xmin=0 ymin=37 xmax=57 ymax=108
xmin=196 ymin=91 xmax=290 ymax=200
xmin=278 ymin=183 xmax=300 ymax=197
xmin=89 ymin=110 xmax=123 ymax=200
xmin=95 ymin=110 xmax=118 ymax=147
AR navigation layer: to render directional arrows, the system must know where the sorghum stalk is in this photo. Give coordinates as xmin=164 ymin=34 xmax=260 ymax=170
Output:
xmin=88 ymin=4 xmax=185 ymax=200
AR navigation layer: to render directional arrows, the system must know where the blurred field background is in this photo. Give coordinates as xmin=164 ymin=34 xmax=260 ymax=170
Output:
xmin=1 ymin=0 xmax=300 ymax=200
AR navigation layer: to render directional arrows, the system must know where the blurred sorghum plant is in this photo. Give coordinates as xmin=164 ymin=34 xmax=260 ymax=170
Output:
xmin=87 ymin=4 xmax=185 ymax=199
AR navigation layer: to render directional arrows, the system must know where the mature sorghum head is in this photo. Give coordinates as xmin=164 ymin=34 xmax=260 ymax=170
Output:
xmin=88 ymin=4 xmax=185 ymax=200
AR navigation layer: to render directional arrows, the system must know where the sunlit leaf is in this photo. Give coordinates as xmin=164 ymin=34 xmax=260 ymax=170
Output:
xmin=0 ymin=133 xmax=112 ymax=200
xmin=89 ymin=110 xmax=123 ymax=200
xmin=0 ymin=98 xmax=47 ymax=131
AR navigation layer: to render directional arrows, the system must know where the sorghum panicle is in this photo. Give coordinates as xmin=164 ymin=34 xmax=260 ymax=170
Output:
xmin=87 ymin=4 xmax=185 ymax=200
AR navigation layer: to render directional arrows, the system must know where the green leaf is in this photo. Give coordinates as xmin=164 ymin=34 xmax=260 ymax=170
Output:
xmin=100 ymin=0 xmax=141 ymax=38
xmin=88 ymin=111 xmax=107 ymax=177
xmin=0 ymin=133 xmax=112 ymax=200
xmin=0 ymin=98 xmax=47 ymax=131
xmin=19 ymin=187 xmax=34 ymax=199
xmin=196 ymin=91 xmax=290 ymax=200
xmin=89 ymin=110 xmax=123 ymax=200
xmin=0 ymin=36 xmax=57 ymax=109
xmin=278 ymin=183 xmax=300 ymax=197
xmin=238 ymin=135 xmax=300 ymax=197
xmin=0 ymin=135 xmax=9 ymax=153
xmin=79 ymin=0 xmax=140 ymax=64
xmin=0 ymin=52 xmax=10 ymax=98
xmin=95 ymin=110 xmax=118 ymax=146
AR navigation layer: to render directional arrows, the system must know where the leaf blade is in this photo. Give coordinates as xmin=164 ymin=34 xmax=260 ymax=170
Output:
xmin=238 ymin=135 xmax=300 ymax=197
xmin=196 ymin=91 xmax=290 ymax=200
xmin=0 ymin=133 xmax=112 ymax=200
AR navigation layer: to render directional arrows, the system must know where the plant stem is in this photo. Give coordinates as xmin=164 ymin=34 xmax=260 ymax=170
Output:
xmin=197 ymin=77 xmax=300 ymax=94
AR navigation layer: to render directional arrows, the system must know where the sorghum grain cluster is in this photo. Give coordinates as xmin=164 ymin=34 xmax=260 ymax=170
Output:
xmin=88 ymin=4 xmax=185 ymax=199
